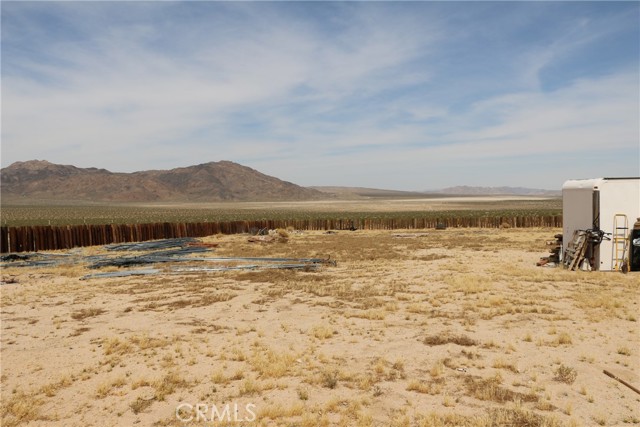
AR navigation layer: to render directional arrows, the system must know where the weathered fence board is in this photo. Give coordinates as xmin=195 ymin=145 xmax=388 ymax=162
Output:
xmin=0 ymin=215 xmax=562 ymax=253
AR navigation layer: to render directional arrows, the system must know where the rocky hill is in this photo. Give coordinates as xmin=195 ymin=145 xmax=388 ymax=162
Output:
xmin=1 ymin=160 xmax=326 ymax=203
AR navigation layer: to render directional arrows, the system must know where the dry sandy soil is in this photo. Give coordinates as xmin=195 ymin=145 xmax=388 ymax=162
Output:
xmin=1 ymin=228 xmax=638 ymax=427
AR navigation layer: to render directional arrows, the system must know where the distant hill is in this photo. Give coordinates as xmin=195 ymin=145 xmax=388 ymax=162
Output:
xmin=313 ymin=185 xmax=561 ymax=198
xmin=432 ymin=186 xmax=561 ymax=196
xmin=310 ymin=186 xmax=431 ymax=199
xmin=1 ymin=160 xmax=326 ymax=203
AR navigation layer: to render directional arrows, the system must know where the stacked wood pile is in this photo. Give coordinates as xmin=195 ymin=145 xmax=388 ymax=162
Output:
xmin=537 ymin=234 xmax=562 ymax=267
xmin=1 ymin=214 xmax=562 ymax=253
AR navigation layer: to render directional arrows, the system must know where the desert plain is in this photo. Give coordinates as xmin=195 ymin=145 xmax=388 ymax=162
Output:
xmin=1 ymin=226 xmax=639 ymax=427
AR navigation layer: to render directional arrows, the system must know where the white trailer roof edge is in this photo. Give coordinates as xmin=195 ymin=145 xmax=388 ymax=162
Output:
xmin=563 ymin=177 xmax=640 ymax=190
xmin=562 ymin=178 xmax=604 ymax=190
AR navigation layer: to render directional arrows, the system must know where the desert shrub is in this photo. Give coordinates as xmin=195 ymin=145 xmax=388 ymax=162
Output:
xmin=554 ymin=364 xmax=577 ymax=384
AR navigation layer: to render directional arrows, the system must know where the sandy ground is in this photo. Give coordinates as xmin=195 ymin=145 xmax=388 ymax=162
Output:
xmin=1 ymin=228 xmax=638 ymax=427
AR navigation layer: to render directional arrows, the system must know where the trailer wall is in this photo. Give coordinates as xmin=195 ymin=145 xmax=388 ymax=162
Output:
xmin=597 ymin=179 xmax=640 ymax=271
xmin=562 ymin=178 xmax=640 ymax=271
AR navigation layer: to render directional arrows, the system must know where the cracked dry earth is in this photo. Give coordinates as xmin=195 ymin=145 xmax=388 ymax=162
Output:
xmin=1 ymin=228 xmax=639 ymax=427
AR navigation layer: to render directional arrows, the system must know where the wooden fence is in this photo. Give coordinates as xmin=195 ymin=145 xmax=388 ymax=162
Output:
xmin=0 ymin=215 xmax=562 ymax=253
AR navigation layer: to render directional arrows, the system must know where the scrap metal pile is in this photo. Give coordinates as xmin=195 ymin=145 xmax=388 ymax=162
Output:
xmin=1 ymin=237 xmax=336 ymax=280
xmin=537 ymin=234 xmax=562 ymax=267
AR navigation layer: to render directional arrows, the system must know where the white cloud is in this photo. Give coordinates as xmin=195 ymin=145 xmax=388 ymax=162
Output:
xmin=451 ymin=72 xmax=639 ymax=155
xmin=2 ymin=2 xmax=638 ymax=189
xmin=248 ymin=70 xmax=639 ymax=189
xmin=2 ymin=3 xmax=440 ymax=170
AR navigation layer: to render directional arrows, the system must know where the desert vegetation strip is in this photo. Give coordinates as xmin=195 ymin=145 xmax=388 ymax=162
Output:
xmin=0 ymin=199 xmax=561 ymax=227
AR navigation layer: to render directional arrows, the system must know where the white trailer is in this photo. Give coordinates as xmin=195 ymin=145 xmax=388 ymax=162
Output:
xmin=562 ymin=177 xmax=640 ymax=271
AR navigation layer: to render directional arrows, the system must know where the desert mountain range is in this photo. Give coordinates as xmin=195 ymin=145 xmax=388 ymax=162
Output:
xmin=0 ymin=160 xmax=325 ymax=203
xmin=1 ymin=160 xmax=560 ymax=204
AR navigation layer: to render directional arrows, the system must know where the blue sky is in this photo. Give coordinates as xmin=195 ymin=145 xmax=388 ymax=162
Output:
xmin=2 ymin=1 xmax=638 ymax=190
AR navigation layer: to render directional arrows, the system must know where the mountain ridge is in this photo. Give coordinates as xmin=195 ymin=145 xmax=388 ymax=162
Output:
xmin=1 ymin=160 xmax=326 ymax=203
xmin=1 ymin=160 xmax=561 ymax=204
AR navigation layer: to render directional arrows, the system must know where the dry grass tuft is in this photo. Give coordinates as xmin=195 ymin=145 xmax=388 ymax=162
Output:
xmin=103 ymin=337 xmax=133 ymax=356
xmin=407 ymin=380 xmax=443 ymax=395
xmin=96 ymin=376 xmax=127 ymax=398
xmin=297 ymin=387 xmax=309 ymax=401
xmin=321 ymin=370 xmax=339 ymax=389
xmin=238 ymin=377 xmax=263 ymax=396
xmin=310 ymin=324 xmax=337 ymax=339
xmin=617 ymin=346 xmax=632 ymax=356
xmin=153 ymin=371 xmax=189 ymax=401
xmin=70 ymin=307 xmax=105 ymax=320
xmin=492 ymin=358 xmax=519 ymax=373
xmin=444 ymin=275 xmax=492 ymax=295
xmin=39 ymin=375 xmax=73 ymax=397
xmin=211 ymin=368 xmax=243 ymax=385
xmin=1 ymin=391 xmax=43 ymax=427
xmin=258 ymin=402 xmax=304 ymax=420
xmin=345 ymin=309 xmax=386 ymax=320
xmin=465 ymin=376 xmax=538 ymax=404
xmin=102 ymin=334 xmax=173 ymax=357
xmin=414 ymin=407 xmax=562 ymax=427
xmin=129 ymin=334 xmax=171 ymax=350
xmin=424 ymin=333 xmax=478 ymax=346
xmin=69 ymin=327 xmax=91 ymax=337
xmin=249 ymin=347 xmax=296 ymax=378
xmin=555 ymin=332 xmax=573 ymax=345
xmin=486 ymin=407 xmax=563 ymax=427
xmin=430 ymin=360 xmax=445 ymax=378
xmin=149 ymin=292 xmax=236 ymax=311
xmin=129 ymin=397 xmax=154 ymax=414
xmin=415 ymin=412 xmax=472 ymax=427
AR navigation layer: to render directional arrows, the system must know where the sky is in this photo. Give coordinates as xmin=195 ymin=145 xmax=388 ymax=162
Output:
xmin=1 ymin=1 xmax=638 ymax=191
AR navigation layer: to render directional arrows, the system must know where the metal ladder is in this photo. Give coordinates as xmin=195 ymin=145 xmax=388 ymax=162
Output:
xmin=611 ymin=214 xmax=629 ymax=271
